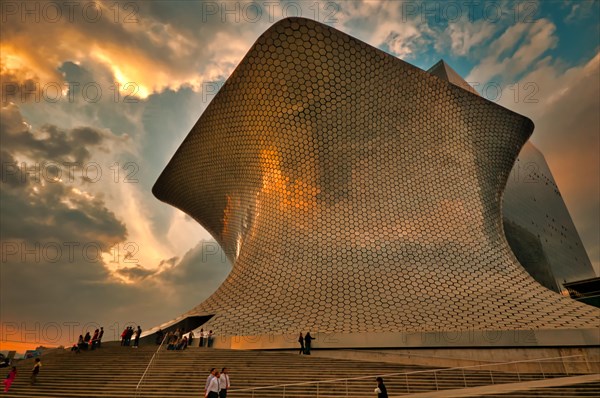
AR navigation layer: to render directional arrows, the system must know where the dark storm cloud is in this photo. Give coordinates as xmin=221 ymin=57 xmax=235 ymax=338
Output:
xmin=1 ymin=239 xmax=230 ymax=345
xmin=0 ymin=103 xmax=112 ymax=165
xmin=115 ymin=265 xmax=155 ymax=281
xmin=0 ymin=105 xmax=126 ymax=244
xmin=1 ymin=104 xmax=231 ymax=345
xmin=0 ymin=63 xmax=40 ymax=104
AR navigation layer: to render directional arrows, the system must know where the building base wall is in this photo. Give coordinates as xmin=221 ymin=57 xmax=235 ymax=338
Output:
xmin=211 ymin=329 xmax=600 ymax=351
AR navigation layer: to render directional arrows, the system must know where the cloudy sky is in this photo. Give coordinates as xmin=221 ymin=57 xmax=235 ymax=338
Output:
xmin=1 ymin=0 xmax=598 ymax=351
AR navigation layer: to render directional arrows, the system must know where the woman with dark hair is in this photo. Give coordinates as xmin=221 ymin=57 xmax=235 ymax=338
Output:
xmin=77 ymin=334 xmax=86 ymax=350
xmin=374 ymin=376 xmax=388 ymax=398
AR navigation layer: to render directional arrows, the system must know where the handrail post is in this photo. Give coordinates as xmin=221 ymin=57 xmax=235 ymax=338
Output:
xmin=316 ymin=382 xmax=319 ymax=398
xmin=282 ymin=384 xmax=286 ymax=398
xmin=434 ymin=370 xmax=439 ymax=391
xmin=515 ymin=362 xmax=521 ymax=382
xmin=405 ymin=373 xmax=410 ymax=393
xmin=462 ymin=368 xmax=467 ymax=388
xmin=489 ymin=369 xmax=494 ymax=385
xmin=538 ymin=360 xmax=545 ymax=379
xmin=345 ymin=378 xmax=348 ymax=397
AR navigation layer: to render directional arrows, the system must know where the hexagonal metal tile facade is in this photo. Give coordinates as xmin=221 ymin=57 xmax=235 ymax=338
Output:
xmin=153 ymin=18 xmax=600 ymax=337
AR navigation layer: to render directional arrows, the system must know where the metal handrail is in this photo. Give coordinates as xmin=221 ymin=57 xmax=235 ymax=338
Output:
xmin=230 ymin=354 xmax=586 ymax=394
xmin=135 ymin=334 xmax=167 ymax=395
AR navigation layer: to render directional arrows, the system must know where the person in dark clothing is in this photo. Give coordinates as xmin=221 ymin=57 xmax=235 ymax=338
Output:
xmin=30 ymin=358 xmax=41 ymax=385
xmin=199 ymin=328 xmax=204 ymax=347
xmin=156 ymin=329 xmax=164 ymax=345
xmin=133 ymin=326 xmax=142 ymax=347
xmin=304 ymin=332 xmax=314 ymax=355
xmin=375 ymin=376 xmax=388 ymax=398
xmin=126 ymin=327 xmax=134 ymax=346
xmin=98 ymin=327 xmax=104 ymax=347
xmin=77 ymin=335 xmax=87 ymax=350
xmin=298 ymin=333 xmax=304 ymax=354
xmin=91 ymin=329 xmax=99 ymax=350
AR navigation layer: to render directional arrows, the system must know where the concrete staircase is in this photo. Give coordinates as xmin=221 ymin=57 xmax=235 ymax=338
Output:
xmin=485 ymin=381 xmax=600 ymax=397
xmin=2 ymin=344 xmax=596 ymax=397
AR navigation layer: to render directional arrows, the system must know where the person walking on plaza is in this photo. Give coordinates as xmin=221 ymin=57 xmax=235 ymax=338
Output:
xmin=133 ymin=326 xmax=142 ymax=347
xmin=304 ymin=332 xmax=314 ymax=355
xmin=219 ymin=367 xmax=230 ymax=398
xmin=298 ymin=333 xmax=304 ymax=354
xmin=205 ymin=370 xmax=221 ymax=398
xmin=374 ymin=376 xmax=388 ymax=398
xmin=3 ymin=366 xmax=16 ymax=392
xmin=30 ymin=358 xmax=41 ymax=385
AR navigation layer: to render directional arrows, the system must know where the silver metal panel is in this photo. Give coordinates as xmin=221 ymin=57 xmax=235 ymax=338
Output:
xmin=504 ymin=142 xmax=597 ymax=286
xmin=153 ymin=18 xmax=600 ymax=339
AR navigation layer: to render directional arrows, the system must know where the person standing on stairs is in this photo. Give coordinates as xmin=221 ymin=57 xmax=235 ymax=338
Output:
xmin=298 ymin=333 xmax=305 ymax=354
xmin=133 ymin=326 xmax=142 ymax=348
xmin=30 ymin=358 xmax=41 ymax=385
xmin=199 ymin=328 xmax=205 ymax=347
xmin=304 ymin=332 xmax=314 ymax=355
xmin=3 ymin=366 xmax=16 ymax=392
xmin=98 ymin=327 xmax=104 ymax=347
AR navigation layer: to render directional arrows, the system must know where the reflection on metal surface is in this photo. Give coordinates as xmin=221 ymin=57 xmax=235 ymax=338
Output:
xmin=153 ymin=18 xmax=599 ymax=338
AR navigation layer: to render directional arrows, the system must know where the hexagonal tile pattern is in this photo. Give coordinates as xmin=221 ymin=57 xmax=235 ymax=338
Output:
xmin=153 ymin=18 xmax=600 ymax=338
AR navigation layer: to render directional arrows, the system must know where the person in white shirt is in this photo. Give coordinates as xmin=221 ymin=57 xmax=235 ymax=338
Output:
xmin=219 ymin=367 xmax=230 ymax=398
xmin=203 ymin=329 xmax=209 ymax=347
xmin=204 ymin=368 xmax=216 ymax=394
xmin=205 ymin=370 xmax=221 ymax=398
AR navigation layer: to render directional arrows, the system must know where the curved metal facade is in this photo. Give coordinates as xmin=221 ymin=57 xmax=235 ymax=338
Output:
xmin=153 ymin=18 xmax=599 ymax=340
